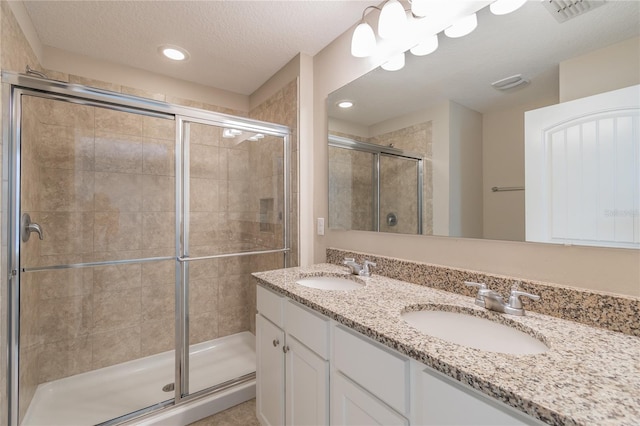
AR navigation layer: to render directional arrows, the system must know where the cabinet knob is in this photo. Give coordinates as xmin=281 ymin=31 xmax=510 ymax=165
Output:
xmin=272 ymin=339 xmax=279 ymax=347
xmin=282 ymin=345 xmax=290 ymax=353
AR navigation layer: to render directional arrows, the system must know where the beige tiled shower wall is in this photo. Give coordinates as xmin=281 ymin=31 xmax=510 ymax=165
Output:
xmin=328 ymin=121 xmax=433 ymax=234
xmin=249 ymin=79 xmax=299 ymax=268
xmin=328 ymin=147 xmax=375 ymax=231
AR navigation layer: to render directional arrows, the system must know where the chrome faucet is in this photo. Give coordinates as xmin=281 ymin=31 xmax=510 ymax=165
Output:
xmin=464 ymin=281 xmax=489 ymax=307
xmin=465 ymin=281 xmax=540 ymax=316
xmin=343 ymin=258 xmax=377 ymax=277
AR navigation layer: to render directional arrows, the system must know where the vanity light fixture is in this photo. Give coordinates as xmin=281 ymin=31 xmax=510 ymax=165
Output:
xmin=159 ymin=45 xmax=190 ymax=61
xmin=490 ymin=0 xmax=528 ymax=16
xmin=378 ymin=0 xmax=408 ymax=40
xmin=410 ymin=34 xmax=438 ymax=56
xmin=444 ymin=13 xmax=478 ymax=38
xmin=337 ymin=100 xmax=355 ymax=109
xmin=381 ymin=52 xmax=406 ymax=71
xmin=351 ymin=22 xmax=377 ymax=57
xmin=410 ymin=0 xmax=430 ymax=18
xmin=351 ymin=0 xmax=531 ymax=72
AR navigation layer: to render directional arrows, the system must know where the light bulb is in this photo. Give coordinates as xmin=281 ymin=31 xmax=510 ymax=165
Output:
xmin=410 ymin=34 xmax=438 ymax=56
xmin=351 ymin=22 xmax=376 ymax=58
xmin=381 ymin=52 xmax=405 ymax=71
xmin=490 ymin=0 xmax=528 ymax=15
xmin=411 ymin=0 xmax=429 ymax=18
xmin=159 ymin=45 xmax=189 ymax=61
xmin=444 ymin=13 xmax=478 ymax=38
xmin=337 ymin=101 xmax=354 ymax=109
xmin=378 ymin=0 xmax=407 ymax=40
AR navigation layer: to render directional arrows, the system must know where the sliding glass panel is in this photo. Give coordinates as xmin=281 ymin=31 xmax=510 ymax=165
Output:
xmin=180 ymin=120 xmax=286 ymax=398
xmin=18 ymin=95 xmax=176 ymax=425
xmin=379 ymin=154 xmax=420 ymax=234
xmin=328 ymin=146 xmax=376 ymax=231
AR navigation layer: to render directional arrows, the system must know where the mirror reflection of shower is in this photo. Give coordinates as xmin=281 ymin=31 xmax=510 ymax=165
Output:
xmin=328 ymin=134 xmax=426 ymax=235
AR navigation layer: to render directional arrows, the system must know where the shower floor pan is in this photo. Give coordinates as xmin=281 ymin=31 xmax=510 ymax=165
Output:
xmin=22 ymin=331 xmax=256 ymax=426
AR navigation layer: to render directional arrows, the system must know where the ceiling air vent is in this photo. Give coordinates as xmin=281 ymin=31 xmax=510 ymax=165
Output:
xmin=491 ymin=74 xmax=529 ymax=91
xmin=542 ymin=0 xmax=606 ymax=23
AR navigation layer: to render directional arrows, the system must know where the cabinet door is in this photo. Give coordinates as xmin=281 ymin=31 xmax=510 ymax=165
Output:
xmin=331 ymin=372 xmax=408 ymax=426
xmin=256 ymin=314 xmax=285 ymax=426
xmin=285 ymin=336 xmax=329 ymax=426
xmin=416 ymin=367 xmax=542 ymax=425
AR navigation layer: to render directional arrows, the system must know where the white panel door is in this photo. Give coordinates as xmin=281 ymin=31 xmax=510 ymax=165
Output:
xmin=285 ymin=336 xmax=329 ymax=426
xmin=256 ymin=315 xmax=285 ymax=426
xmin=525 ymin=84 xmax=640 ymax=248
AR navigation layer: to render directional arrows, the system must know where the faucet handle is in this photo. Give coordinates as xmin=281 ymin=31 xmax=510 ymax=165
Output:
xmin=508 ymin=290 xmax=540 ymax=309
xmin=464 ymin=281 xmax=487 ymax=290
xmin=464 ymin=281 xmax=488 ymax=307
xmin=360 ymin=260 xmax=377 ymax=276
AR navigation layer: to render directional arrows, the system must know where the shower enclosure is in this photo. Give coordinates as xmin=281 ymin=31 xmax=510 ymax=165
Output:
xmin=328 ymin=135 xmax=423 ymax=234
xmin=2 ymin=72 xmax=290 ymax=425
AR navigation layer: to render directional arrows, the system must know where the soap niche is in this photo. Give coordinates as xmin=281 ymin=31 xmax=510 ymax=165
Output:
xmin=260 ymin=198 xmax=274 ymax=232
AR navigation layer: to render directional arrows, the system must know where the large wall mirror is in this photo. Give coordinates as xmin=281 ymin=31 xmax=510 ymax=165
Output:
xmin=327 ymin=1 xmax=639 ymax=248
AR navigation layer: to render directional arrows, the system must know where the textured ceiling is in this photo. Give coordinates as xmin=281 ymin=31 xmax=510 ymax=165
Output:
xmin=22 ymin=0 xmax=373 ymax=95
xmin=328 ymin=0 xmax=640 ymax=125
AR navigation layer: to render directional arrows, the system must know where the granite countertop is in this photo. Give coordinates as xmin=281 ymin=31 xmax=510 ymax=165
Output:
xmin=253 ymin=263 xmax=640 ymax=426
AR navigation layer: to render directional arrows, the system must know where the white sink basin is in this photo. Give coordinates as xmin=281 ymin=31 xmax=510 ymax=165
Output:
xmin=401 ymin=309 xmax=548 ymax=355
xmin=296 ymin=275 xmax=364 ymax=291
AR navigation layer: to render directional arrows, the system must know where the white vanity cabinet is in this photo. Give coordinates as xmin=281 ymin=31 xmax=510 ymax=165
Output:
xmin=412 ymin=363 xmax=545 ymax=426
xmin=256 ymin=286 xmax=329 ymax=426
xmin=331 ymin=326 xmax=410 ymax=425
xmin=256 ymin=284 xmax=542 ymax=426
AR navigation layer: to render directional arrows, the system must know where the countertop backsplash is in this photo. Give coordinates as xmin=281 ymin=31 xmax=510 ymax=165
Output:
xmin=326 ymin=248 xmax=640 ymax=337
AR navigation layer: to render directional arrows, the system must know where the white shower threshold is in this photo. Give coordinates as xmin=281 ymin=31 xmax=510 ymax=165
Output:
xmin=22 ymin=331 xmax=256 ymax=426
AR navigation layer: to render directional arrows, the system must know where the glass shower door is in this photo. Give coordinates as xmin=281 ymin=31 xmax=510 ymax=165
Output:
xmin=177 ymin=119 xmax=288 ymax=398
xmin=16 ymin=94 xmax=177 ymax=425
xmin=379 ymin=154 xmax=422 ymax=234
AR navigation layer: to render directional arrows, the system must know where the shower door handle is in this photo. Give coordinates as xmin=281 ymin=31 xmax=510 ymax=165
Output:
xmin=21 ymin=213 xmax=43 ymax=242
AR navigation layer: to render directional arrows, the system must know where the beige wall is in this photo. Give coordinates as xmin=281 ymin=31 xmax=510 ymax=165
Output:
xmin=312 ymin=16 xmax=640 ymax=297
xmin=448 ymin=102 xmax=483 ymax=238
xmin=560 ymin=36 xmax=640 ymax=102
xmin=482 ymin=94 xmax=558 ymax=241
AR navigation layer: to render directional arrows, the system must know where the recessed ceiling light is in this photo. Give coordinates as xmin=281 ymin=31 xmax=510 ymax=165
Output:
xmin=337 ymin=100 xmax=354 ymax=109
xmin=159 ymin=45 xmax=189 ymax=61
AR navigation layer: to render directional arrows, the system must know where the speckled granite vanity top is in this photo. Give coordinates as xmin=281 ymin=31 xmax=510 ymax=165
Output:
xmin=253 ymin=264 xmax=640 ymax=426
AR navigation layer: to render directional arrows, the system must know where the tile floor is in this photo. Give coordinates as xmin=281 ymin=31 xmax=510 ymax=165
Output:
xmin=187 ymin=399 xmax=259 ymax=426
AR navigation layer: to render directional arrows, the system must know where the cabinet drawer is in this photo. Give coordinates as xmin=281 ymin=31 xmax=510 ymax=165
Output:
xmin=257 ymin=285 xmax=284 ymax=328
xmin=416 ymin=366 xmax=543 ymax=425
xmin=331 ymin=372 xmax=408 ymax=426
xmin=285 ymin=301 xmax=329 ymax=359
xmin=333 ymin=326 xmax=409 ymax=415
